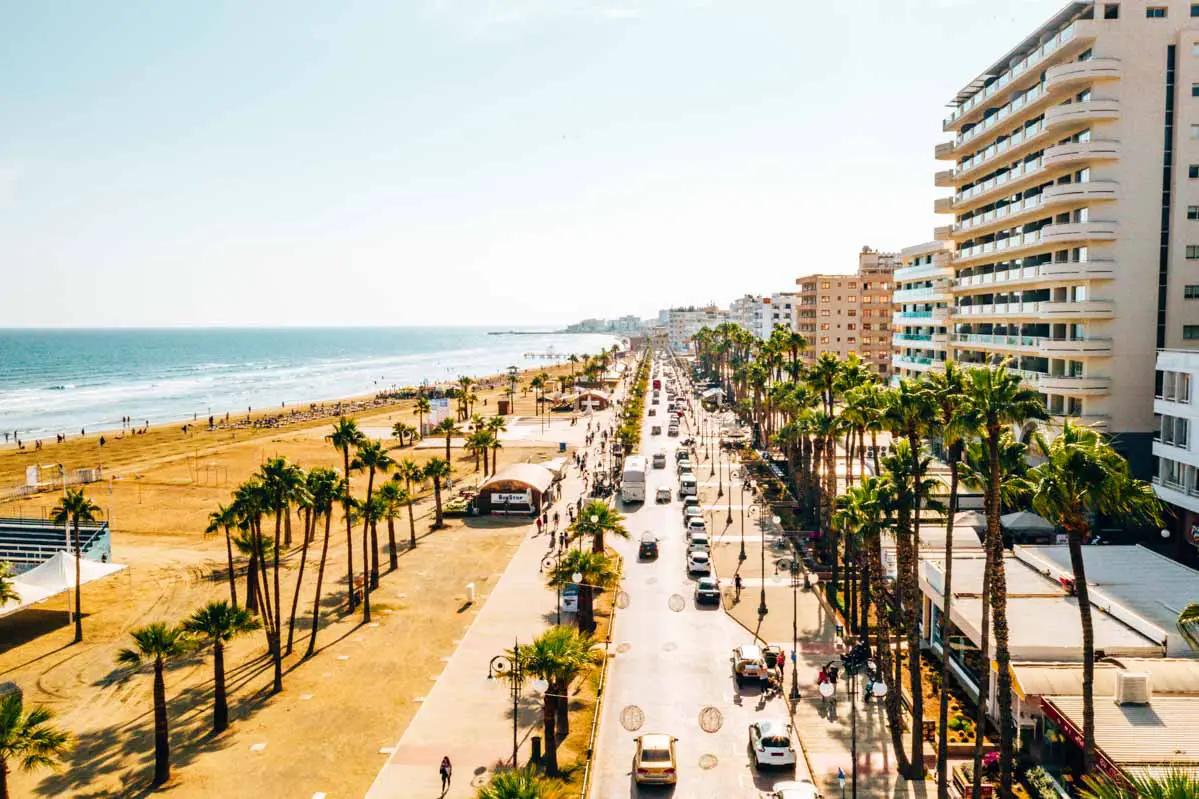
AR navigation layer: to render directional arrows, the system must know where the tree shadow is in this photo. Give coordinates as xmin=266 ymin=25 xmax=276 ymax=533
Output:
xmin=0 ymin=609 xmax=94 ymax=655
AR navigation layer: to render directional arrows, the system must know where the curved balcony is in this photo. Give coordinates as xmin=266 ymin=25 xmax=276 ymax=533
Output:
xmin=953 ymin=299 xmax=1114 ymax=320
xmin=892 ymin=354 xmax=943 ymax=373
xmin=950 ymin=333 xmax=1112 ymax=357
xmin=952 ymin=182 xmax=1117 ymax=241
xmin=955 ymin=230 xmax=1045 ymax=267
xmin=935 ymin=196 xmax=954 ymax=214
xmin=1045 ymin=58 xmax=1121 ymax=92
xmin=953 ymin=117 xmax=1055 ymax=184
xmin=1013 ymin=370 xmax=1111 ymax=395
xmin=1045 ymin=99 xmax=1120 ymax=130
xmin=954 ymin=260 xmax=1116 ymax=291
xmin=1040 ymin=219 xmax=1117 ymax=245
xmin=935 ymin=169 xmax=956 ymax=188
xmin=1042 ymin=181 xmax=1118 ymax=206
xmin=895 ymin=261 xmax=954 ymax=282
xmin=1042 ymin=139 xmax=1120 ymax=168
xmin=935 ymin=141 xmax=956 ymax=160
xmin=894 ymin=285 xmax=952 ymax=304
xmin=952 ymin=157 xmax=1051 ymax=213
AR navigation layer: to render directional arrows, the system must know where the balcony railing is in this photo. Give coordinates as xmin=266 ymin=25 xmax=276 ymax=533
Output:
xmin=1045 ymin=99 xmax=1120 ymax=129
xmin=953 ymin=299 xmax=1114 ymax=318
xmin=1010 ymin=368 xmax=1111 ymax=393
xmin=953 ymin=156 xmax=1045 ymax=208
xmin=1044 ymin=58 xmax=1121 ymax=92
xmin=951 ymin=333 xmax=1112 ymax=355
xmin=954 ymin=118 xmax=1050 ymax=180
xmin=954 ymin=84 xmax=1051 ymax=149
xmin=895 ymin=261 xmax=955 ymax=282
xmin=893 ymin=286 xmax=951 ymax=304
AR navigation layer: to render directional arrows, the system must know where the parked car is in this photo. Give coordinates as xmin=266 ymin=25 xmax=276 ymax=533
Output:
xmin=683 ymin=505 xmax=704 ymax=525
xmin=667 ymin=426 xmax=679 ymax=437
xmin=695 ymin=577 xmax=721 ymax=605
xmin=686 ymin=550 xmax=711 ymax=575
xmin=632 ymin=734 xmax=678 ymax=785
xmin=648 ymin=408 xmax=656 ymax=416
xmin=678 ymin=474 xmax=698 ymax=497
xmin=732 ymin=643 xmax=768 ymax=685
xmin=638 ymin=533 xmax=659 ymax=560
xmin=651 ymin=425 xmax=661 ymax=436
xmin=749 ymin=719 xmax=797 ymax=768
xmin=675 ymin=449 xmax=690 ymax=462
xmin=652 ymin=451 xmax=667 ymax=469
xmin=771 ymin=780 xmax=821 ymax=799
xmin=655 ymin=486 xmax=672 ymax=503
xmin=686 ymin=519 xmax=708 ymax=540
xmin=681 ymin=495 xmax=701 ymax=513
xmin=676 ymin=457 xmax=692 ymax=475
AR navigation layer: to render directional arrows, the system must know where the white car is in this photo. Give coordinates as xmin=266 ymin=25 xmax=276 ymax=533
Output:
xmin=686 ymin=550 xmax=711 ymax=575
xmin=687 ymin=531 xmax=710 ymax=551
xmin=686 ymin=518 xmax=707 ymax=538
xmin=749 ymin=719 xmax=797 ymax=768
xmin=683 ymin=505 xmax=704 ymax=525
xmin=772 ymin=779 xmax=821 ymax=799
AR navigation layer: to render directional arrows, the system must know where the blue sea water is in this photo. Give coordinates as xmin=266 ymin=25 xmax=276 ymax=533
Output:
xmin=0 ymin=328 xmax=621 ymax=439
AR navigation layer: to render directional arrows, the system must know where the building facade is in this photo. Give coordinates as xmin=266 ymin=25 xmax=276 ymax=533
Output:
xmin=893 ymin=241 xmax=954 ymax=381
xmin=728 ymin=294 xmax=766 ymax=338
xmin=795 ymin=246 xmax=896 ymax=376
xmin=1153 ymin=348 xmax=1199 ymax=556
xmin=665 ymin=306 xmax=728 ymax=352
xmin=929 ymin=0 xmax=1199 ymax=474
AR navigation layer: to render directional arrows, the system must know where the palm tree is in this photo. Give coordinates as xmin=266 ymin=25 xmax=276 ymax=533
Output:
xmin=547 ymin=549 xmax=619 ymax=632
xmin=182 ymin=600 xmax=261 ymax=734
xmin=964 ymin=363 xmax=1046 ymax=797
xmin=475 ymin=765 xmax=567 ymax=799
xmin=328 ymin=417 xmax=366 ymax=610
xmin=567 ymin=353 xmax=580 ymax=381
xmin=0 ymin=693 xmax=71 ymax=799
xmin=465 ymin=430 xmax=487 ymax=473
xmin=413 ymin=395 xmax=431 ymax=439
xmin=378 ymin=481 xmax=404 ymax=572
xmin=117 ymin=623 xmax=188 ymax=786
xmin=568 ymin=500 xmax=629 ymax=554
xmin=206 ymin=504 xmax=240 ymax=609
xmin=353 ymin=440 xmax=394 ymax=605
xmin=1080 ymin=769 xmax=1199 ymax=799
xmin=391 ymin=421 xmax=415 ymax=448
xmin=50 ymin=486 xmax=101 ymax=644
xmin=231 ymin=529 xmax=269 ymax=616
xmin=516 ymin=626 xmax=602 ymax=776
xmin=257 ymin=457 xmax=307 ymax=693
xmin=0 ymin=564 xmax=18 ymax=608
xmin=1180 ymin=602 xmax=1199 ymax=652
xmin=1029 ymin=421 xmax=1161 ymax=772
xmin=457 ymin=376 xmax=476 ymax=421
xmin=230 ymin=478 xmax=269 ymax=615
xmin=432 ymin=418 xmax=460 ymax=471
xmin=530 ymin=374 xmax=545 ymax=422
xmin=487 ymin=415 xmax=507 ymax=474
xmin=395 ymin=458 xmax=424 ymax=548
xmin=304 ymin=469 xmax=345 ymax=658
xmin=424 ymin=457 xmax=452 ymax=529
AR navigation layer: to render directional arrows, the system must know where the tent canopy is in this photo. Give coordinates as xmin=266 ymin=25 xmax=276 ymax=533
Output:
xmin=1001 ymin=511 xmax=1054 ymax=533
xmin=480 ymin=463 xmax=555 ymax=495
xmin=0 ymin=552 xmax=127 ymax=618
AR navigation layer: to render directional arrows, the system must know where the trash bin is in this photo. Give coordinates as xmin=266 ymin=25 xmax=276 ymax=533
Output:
xmin=531 ymin=735 xmax=542 ymax=763
xmin=559 ymin=442 xmax=567 ymax=453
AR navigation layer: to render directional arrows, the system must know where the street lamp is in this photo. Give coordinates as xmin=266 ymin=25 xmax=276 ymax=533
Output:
xmin=840 ymin=640 xmax=887 ymax=799
xmin=759 ymin=514 xmax=777 ymax=619
xmin=541 ymin=552 xmax=563 ymax=625
xmin=726 ymin=469 xmax=735 ymax=526
xmin=487 ymin=636 xmax=524 ymax=768
xmin=744 ymin=505 xmax=758 ymax=563
xmin=738 ymin=477 xmax=754 ymax=553
xmin=775 ymin=546 xmax=802 ymax=701
xmin=717 ymin=448 xmax=724 ymax=499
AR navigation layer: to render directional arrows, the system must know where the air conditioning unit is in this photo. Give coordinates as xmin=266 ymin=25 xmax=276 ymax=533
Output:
xmin=1115 ymin=672 xmax=1152 ymax=705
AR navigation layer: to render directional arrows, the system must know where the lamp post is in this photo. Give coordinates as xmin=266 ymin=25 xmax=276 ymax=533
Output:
xmin=487 ymin=636 xmax=523 ymax=768
xmin=726 ymin=468 xmax=735 ymax=526
xmin=717 ymin=448 xmax=724 ymax=499
xmin=738 ymin=477 xmax=754 ymax=556
xmin=840 ymin=641 xmax=887 ymax=799
xmin=744 ymin=505 xmax=758 ymax=564
xmin=759 ymin=514 xmax=776 ymax=619
xmin=541 ymin=552 xmax=562 ymax=625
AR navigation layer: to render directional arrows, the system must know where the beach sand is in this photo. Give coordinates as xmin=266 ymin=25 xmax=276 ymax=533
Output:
xmin=0 ymin=359 xmax=592 ymax=798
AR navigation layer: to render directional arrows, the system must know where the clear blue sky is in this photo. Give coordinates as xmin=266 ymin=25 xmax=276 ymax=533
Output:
xmin=0 ymin=0 xmax=1063 ymax=327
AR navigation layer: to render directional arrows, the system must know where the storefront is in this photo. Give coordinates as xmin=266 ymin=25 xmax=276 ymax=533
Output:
xmin=475 ymin=464 xmax=555 ymax=516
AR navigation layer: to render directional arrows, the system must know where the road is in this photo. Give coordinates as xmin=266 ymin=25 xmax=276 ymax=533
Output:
xmin=589 ymin=358 xmax=814 ymax=798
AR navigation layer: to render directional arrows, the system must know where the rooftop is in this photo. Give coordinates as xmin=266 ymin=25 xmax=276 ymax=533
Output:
xmin=1013 ymin=658 xmax=1199 ymax=700
xmin=1045 ymin=695 xmax=1199 ymax=780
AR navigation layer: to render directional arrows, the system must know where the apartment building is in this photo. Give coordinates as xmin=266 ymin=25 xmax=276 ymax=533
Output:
xmin=763 ymin=292 xmax=800 ymax=337
xmin=893 ymin=241 xmax=954 ymax=380
xmin=930 ymin=0 xmax=1199 ymax=476
xmin=1153 ymin=349 xmax=1199 ymax=555
xmin=665 ymin=306 xmax=728 ymax=352
xmin=729 ymin=294 xmax=766 ymax=338
xmin=795 ymin=246 xmax=896 ymax=377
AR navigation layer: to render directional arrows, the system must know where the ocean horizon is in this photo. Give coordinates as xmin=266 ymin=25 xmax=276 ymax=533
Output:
xmin=0 ymin=327 xmax=621 ymax=440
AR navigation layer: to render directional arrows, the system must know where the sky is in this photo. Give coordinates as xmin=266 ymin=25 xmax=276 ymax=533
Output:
xmin=0 ymin=0 xmax=1066 ymax=327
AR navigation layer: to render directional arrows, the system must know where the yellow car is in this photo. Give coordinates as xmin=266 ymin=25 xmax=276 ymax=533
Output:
xmin=632 ymin=733 xmax=678 ymax=784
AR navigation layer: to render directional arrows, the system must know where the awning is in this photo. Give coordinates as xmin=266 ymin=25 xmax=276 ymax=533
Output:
xmin=0 ymin=552 xmax=127 ymax=618
xmin=479 ymin=463 xmax=555 ymax=495
xmin=1001 ymin=511 xmax=1054 ymax=533
xmin=954 ymin=510 xmax=987 ymax=530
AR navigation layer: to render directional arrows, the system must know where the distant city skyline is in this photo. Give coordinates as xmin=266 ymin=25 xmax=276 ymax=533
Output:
xmin=0 ymin=0 xmax=1063 ymax=327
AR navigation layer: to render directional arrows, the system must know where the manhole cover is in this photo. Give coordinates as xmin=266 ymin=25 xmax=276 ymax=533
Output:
xmin=698 ymin=706 xmax=723 ymax=733
xmin=698 ymin=753 xmax=719 ymax=769
xmin=620 ymin=705 xmax=645 ymax=732
xmin=616 ymin=590 xmax=631 ymax=609
xmin=616 ymin=642 xmax=632 ymax=654
xmin=668 ymin=594 xmax=686 ymax=612
xmin=662 ymin=641 xmax=678 ymax=652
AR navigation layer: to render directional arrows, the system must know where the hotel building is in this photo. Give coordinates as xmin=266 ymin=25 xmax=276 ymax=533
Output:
xmin=893 ymin=241 xmax=954 ymax=380
xmin=930 ymin=0 xmax=1199 ymax=476
xmin=795 ymin=246 xmax=896 ymax=377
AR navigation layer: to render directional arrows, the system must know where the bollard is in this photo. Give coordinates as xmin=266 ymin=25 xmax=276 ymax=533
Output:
xmin=531 ymin=735 xmax=542 ymax=764
xmin=466 ymin=583 xmax=476 ymax=604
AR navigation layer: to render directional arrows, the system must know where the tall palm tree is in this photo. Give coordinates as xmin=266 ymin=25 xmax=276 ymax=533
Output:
xmin=353 ymin=440 xmax=394 ymax=620
xmin=304 ymin=469 xmax=345 ymax=658
xmin=413 ymin=395 xmax=431 ymax=439
xmin=432 ymin=418 xmax=460 ymax=470
xmin=230 ymin=478 xmax=270 ymax=615
xmin=547 ymin=549 xmax=619 ymax=632
xmin=516 ymin=626 xmax=602 ymax=776
xmin=1180 ymin=602 xmax=1199 ymax=652
xmin=378 ymin=481 xmax=404 ymax=572
xmin=182 ymin=600 xmax=261 ymax=734
xmin=395 ymin=458 xmax=424 ymax=548
xmin=0 ymin=564 xmax=18 ymax=608
xmin=50 ymin=487 xmax=101 ymax=644
xmin=391 ymin=421 xmax=415 ymax=448
xmin=567 ymin=500 xmax=629 ymax=554
xmin=117 ymin=623 xmax=188 ymax=787
xmin=1029 ymin=421 xmax=1161 ymax=772
xmin=328 ymin=417 xmax=366 ymax=610
xmin=424 ymin=457 xmax=452 ymax=529
xmin=257 ymin=457 xmax=307 ymax=693
xmin=456 ymin=376 xmax=476 ymax=421
xmin=1080 ymin=769 xmax=1199 ymax=799
xmin=964 ymin=363 xmax=1046 ymax=797
xmin=0 ymin=693 xmax=71 ymax=799
xmin=231 ymin=530 xmax=270 ymax=616
xmin=465 ymin=430 xmax=486 ymax=473
xmin=206 ymin=504 xmax=240 ymax=609
xmin=475 ymin=765 xmax=567 ymax=799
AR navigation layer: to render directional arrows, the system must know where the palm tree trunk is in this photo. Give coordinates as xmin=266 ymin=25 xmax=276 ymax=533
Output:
xmin=152 ymin=659 xmax=171 ymax=786
xmin=1066 ymin=519 xmax=1097 ymax=773
xmin=223 ymin=524 xmax=238 ymax=609
xmin=556 ymin=678 xmax=570 ymax=737
xmin=362 ymin=483 xmax=374 ymax=624
xmin=213 ymin=640 xmax=228 ymax=733
xmin=303 ymin=507 xmax=312 ymax=544
xmin=73 ymin=518 xmax=83 ymax=643
xmin=284 ymin=511 xmax=293 ymax=549
xmin=343 ymin=448 xmax=356 ymax=611
xmin=580 ymin=585 xmax=595 ymax=632
xmin=542 ymin=696 xmax=559 ymax=775
xmin=907 ymin=435 xmax=926 ymax=780
xmin=286 ymin=509 xmax=316 ymax=655
xmin=245 ymin=551 xmax=259 ymax=614
xmin=971 ymin=542 xmax=993 ymax=799
xmin=369 ymin=519 xmax=380 ymax=589
xmin=432 ymin=479 xmax=444 ymax=527
xmin=936 ymin=450 xmax=960 ymax=799
xmin=306 ymin=510 xmax=334 ymax=658
xmin=271 ymin=510 xmax=283 ymax=693
xmin=1 ymin=757 xmax=9 ymax=799
xmin=387 ymin=516 xmax=398 ymax=571
xmin=444 ymin=435 xmax=451 ymax=466
xmin=407 ymin=500 xmax=417 ymax=549
xmin=986 ymin=428 xmax=1015 ymax=797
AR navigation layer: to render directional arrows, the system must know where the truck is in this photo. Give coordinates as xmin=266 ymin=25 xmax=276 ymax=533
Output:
xmin=620 ymin=455 xmax=648 ymax=503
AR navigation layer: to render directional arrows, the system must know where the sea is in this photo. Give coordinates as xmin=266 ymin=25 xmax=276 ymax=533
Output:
xmin=0 ymin=327 xmax=622 ymax=440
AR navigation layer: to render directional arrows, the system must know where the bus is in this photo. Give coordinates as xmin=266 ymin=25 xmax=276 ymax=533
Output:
xmin=620 ymin=456 xmax=648 ymax=503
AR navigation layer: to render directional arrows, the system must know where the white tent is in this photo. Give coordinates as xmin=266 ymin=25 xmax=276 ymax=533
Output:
xmin=0 ymin=553 xmax=126 ymax=618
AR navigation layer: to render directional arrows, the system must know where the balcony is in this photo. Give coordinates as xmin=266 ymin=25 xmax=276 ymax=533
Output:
xmin=892 ymin=354 xmax=943 ymax=373
xmin=952 ymin=84 xmax=1057 ymax=152
xmin=952 ymin=299 xmax=1114 ymax=320
xmin=935 ymin=196 xmax=954 ymax=214
xmin=952 ymin=157 xmax=1049 ymax=213
xmin=1047 ymin=413 xmax=1111 ymax=432
xmin=954 ymin=260 xmax=1116 ymax=291
xmin=893 ymin=332 xmax=949 ymax=348
xmin=952 ymin=117 xmax=1055 ymax=184
xmin=1045 ymin=99 xmax=1120 ymax=130
xmin=1042 ymin=139 xmax=1120 ymax=169
xmin=1040 ymin=219 xmax=1117 ymax=245
xmin=895 ymin=261 xmax=954 ymax=282
xmin=933 ymin=225 xmax=953 ymax=240
xmin=893 ymin=285 xmax=952 ymax=304
xmin=1045 ymin=58 xmax=1121 ymax=92
xmin=951 ymin=182 xmax=1116 ymax=240
xmin=935 ymin=169 xmax=956 ymax=188
xmin=895 ymin=308 xmax=951 ymax=324
xmin=935 ymin=141 xmax=956 ymax=160
xmin=955 ymin=230 xmax=1044 ymax=266
xmin=950 ymin=333 xmax=1111 ymax=357
xmin=1041 ymin=181 xmax=1118 ymax=206
xmin=1010 ymin=368 xmax=1111 ymax=394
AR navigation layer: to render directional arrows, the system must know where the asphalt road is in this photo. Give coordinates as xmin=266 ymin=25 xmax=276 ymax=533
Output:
xmin=588 ymin=359 xmax=815 ymax=799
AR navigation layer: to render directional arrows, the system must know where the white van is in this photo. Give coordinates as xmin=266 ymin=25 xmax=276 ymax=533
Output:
xmin=678 ymin=474 xmax=698 ymax=498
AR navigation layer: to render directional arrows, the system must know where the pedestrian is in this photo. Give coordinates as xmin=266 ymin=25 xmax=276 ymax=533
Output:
xmin=536 ymin=517 xmax=543 ymax=535
xmin=734 ymin=573 xmax=742 ymax=600
xmin=559 ymin=531 xmax=566 ymax=549
xmin=828 ymin=664 xmax=839 ymax=694
xmin=777 ymin=650 xmax=786 ymax=673
xmin=439 ymin=756 xmax=452 ymax=792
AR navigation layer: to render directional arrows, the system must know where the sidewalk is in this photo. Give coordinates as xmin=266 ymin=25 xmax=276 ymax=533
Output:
xmin=702 ymin=428 xmax=931 ymax=799
xmin=364 ymin=408 xmax=619 ymax=799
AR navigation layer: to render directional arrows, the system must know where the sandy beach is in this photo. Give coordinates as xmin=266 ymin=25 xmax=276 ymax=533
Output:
xmin=0 ymin=357 xmax=595 ymax=797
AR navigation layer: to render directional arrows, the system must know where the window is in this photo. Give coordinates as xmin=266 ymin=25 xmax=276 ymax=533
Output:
xmin=820 ymin=309 xmax=831 ymax=317
xmin=820 ymin=323 xmax=830 ymax=331
xmin=847 ymin=323 xmax=856 ymax=331
xmin=1187 ymin=245 xmax=1199 ymax=259
xmin=847 ymin=296 xmax=858 ymax=303
xmin=1185 ymin=325 xmax=1199 ymax=340
xmin=820 ymin=296 xmax=830 ymax=304
xmin=1187 ymin=285 xmax=1199 ymax=299
xmin=1161 ymin=414 xmax=1190 ymax=447
xmin=1147 ymin=6 xmax=1167 ymax=17
xmin=1193 ymin=3 xmax=1199 ymax=16
xmin=1103 ymin=3 xmax=1119 ymax=19
xmin=1193 ymin=83 xmax=1199 ymax=97
xmin=821 ymin=281 xmax=830 ymax=289
xmin=819 ymin=336 xmax=829 ymax=345
xmin=1191 ymin=124 xmax=1199 ymax=139
xmin=1190 ymin=165 xmax=1199 ymax=179
xmin=847 ymin=337 xmax=857 ymax=344
xmin=1190 ymin=206 xmax=1199 ymax=219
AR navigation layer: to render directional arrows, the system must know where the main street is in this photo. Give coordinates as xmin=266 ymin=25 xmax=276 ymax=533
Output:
xmin=589 ymin=358 xmax=814 ymax=798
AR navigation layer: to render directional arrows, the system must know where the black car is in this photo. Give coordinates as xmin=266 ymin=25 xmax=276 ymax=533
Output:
xmin=694 ymin=577 xmax=721 ymax=605
xmin=638 ymin=534 xmax=659 ymax=560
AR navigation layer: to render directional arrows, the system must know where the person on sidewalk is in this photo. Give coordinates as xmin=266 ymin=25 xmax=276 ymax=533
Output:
xmin=733 ymin=574 xmax=742 ymax=601
xmin=439 ymin=756 xmax=452 ymax=793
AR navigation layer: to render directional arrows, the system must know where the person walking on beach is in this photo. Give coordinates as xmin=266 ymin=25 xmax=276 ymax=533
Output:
xmin=439 ymin=756 xmax=452 ymax=792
